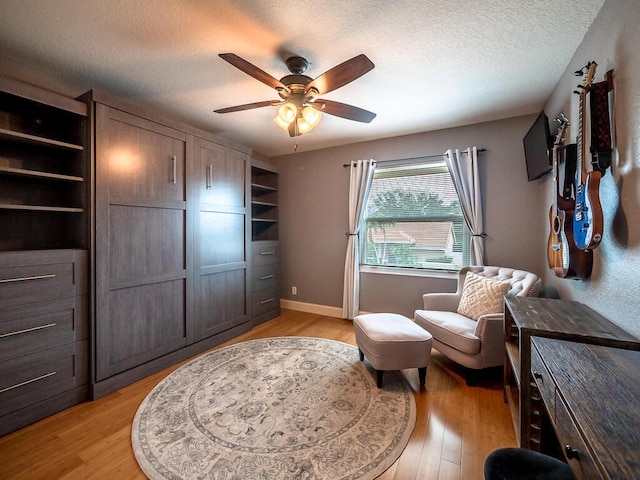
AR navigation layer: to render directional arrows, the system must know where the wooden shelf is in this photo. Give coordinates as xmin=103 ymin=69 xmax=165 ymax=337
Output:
xmin=251 ymin=182 xmax=277 ymax=192
xmin=505 ymin=341 xmax=521 ymax=386
xmin=251 ymin=218 xmax=278 ymax=223
xmin=252 ymin=200 xmax=278 ymax=207
xmin=0 ymin=128 xmax=84 ymax=151
xmin=0 ymin=166 xmax=84 ymax=182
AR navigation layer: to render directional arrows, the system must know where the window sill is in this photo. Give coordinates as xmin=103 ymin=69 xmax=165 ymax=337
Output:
xmin=360 ymin=265 xmax=458 ymax=280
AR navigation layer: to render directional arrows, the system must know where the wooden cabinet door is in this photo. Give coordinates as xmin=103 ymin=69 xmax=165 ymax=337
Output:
xmin=94 ymin=104 xmax=189 ymax=381
xmin=189 ymin=136 xmax=249 ymax=342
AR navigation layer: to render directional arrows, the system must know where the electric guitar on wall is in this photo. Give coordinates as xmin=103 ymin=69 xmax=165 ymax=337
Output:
xmin=547 ymin=114 xmax=593 ymax=279
xmin=573 ymin=61 xmax=604 ymax=250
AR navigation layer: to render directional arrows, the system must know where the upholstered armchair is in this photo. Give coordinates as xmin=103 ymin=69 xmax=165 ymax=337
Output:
xmin=414 ymin=266 xmax=541 ymax=383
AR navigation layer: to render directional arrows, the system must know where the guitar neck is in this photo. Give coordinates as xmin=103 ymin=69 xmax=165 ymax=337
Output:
xmin=577 ymin=89 xmax=586 ymax=182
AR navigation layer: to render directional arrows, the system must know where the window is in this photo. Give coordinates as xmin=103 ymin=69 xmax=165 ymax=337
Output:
xmin=362 ymin=160 xmax=469 ymax=272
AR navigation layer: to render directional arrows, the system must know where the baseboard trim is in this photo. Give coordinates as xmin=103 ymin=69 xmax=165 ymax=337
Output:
xmin=280 ymin=299 xmax=344 ymax=319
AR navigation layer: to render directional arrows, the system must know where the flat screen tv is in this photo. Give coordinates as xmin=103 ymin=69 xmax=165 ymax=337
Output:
xmin=523 ymin=111 xmax=552 ymax=181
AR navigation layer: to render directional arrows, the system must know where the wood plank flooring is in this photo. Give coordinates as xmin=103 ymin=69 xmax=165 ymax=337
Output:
xmin=0 ymin=309 xmax=516 ymax=479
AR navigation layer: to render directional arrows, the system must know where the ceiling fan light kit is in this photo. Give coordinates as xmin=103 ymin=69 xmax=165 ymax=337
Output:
xmin=215 ymin=52 xmax=376 ymax=138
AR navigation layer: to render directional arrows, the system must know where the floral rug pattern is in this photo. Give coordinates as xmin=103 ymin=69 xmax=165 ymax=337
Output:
xmin=132 ymin=337 xmax=416 ymax=479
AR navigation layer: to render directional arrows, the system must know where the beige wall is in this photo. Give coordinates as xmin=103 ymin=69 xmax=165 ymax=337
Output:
xmin=273 ymin=114 xmax=541 ymax=318
xmin=540 ymin=0 xmax=640 ymax=337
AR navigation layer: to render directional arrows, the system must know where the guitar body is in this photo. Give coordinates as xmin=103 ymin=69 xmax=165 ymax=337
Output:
xmin=573 ymin=170 xmax=603 ymax=250
xmin=548 ymin=198 xmax=593 ymax=279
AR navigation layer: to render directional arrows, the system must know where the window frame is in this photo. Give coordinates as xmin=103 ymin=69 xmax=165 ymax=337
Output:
xmin=360 ymin=158 xmax=469 ymax=274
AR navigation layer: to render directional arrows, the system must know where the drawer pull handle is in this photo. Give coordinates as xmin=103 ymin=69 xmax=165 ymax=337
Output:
xmin=565 ymin=444 xmax=580 ymax=460
xmin=259 ymin=275 xmax=275 ymax=280
xmin=533 ymin=371 xmax=543 ymax=380
xmin=260 ymin=297 xmax=275 ymax=305
xmin=0 ymin=274 xmax=56 ymax=284
xmin=206 ymin=164 xmax=213 ymax=189
xmin=259 ymin=251 xmax=275 ymax=256
xmin=0 ymin=323 xmax=57 ymax=339
xmin=170 ymin=156 xmax=177 ymax=184
xmin=0 ymin=371 xmax=57 ymax=394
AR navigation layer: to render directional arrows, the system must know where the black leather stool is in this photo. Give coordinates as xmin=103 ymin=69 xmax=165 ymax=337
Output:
xmin=484 ymin=448 xmax=574 ymax=480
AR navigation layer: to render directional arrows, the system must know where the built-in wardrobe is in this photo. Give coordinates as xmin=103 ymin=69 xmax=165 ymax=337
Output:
xmin=84 ymin=91 xmax=262 ymax=398
xmin=1 ymin=79 xmax=280 ymax=434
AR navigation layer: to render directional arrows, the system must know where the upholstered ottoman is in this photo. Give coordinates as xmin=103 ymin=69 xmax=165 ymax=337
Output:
xmin=354 ymin=313 xmax=433 ymax=387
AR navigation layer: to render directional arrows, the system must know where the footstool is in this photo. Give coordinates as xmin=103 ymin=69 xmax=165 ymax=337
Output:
xmin=354 ymin=313 xmax=433 ymax=388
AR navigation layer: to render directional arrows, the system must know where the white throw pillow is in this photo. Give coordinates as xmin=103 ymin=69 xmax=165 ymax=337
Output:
xmin=457 ymin=271 xmax=510 ymax=321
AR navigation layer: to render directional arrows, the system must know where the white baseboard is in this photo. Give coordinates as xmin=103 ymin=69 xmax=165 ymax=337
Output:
xmin=280 ymin=299 xmax=344 ymax=318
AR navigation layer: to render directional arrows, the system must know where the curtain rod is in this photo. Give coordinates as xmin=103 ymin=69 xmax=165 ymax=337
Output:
xmin=342 ymin=148 xmax=486 ymax=167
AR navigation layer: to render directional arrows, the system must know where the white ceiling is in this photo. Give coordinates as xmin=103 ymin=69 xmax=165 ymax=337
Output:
xmin=0 ymin=0 xmax=605 ymax=157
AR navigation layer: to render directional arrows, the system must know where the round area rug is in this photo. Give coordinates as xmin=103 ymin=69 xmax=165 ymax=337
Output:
xmin=132 ymin=336 xmax=416 ymax=479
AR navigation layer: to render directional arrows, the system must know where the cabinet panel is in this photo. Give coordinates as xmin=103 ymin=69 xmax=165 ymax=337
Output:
xmin=0 ymin=249 xmax=87 ymax=307
xmin=0 ymin=295 xmax=87 ymax=363
xmin=195 ymin=141 xmax=246 ymax=207
xmin=252 ymin=241 xmax=279 ymax=267
xmin=108 ymin=205 xmax=185 ymax=282
xmin=192 ymin=269 xmax=247 ymax=342
xmin=199 ymin=211 xmax=244 ymax=266
xmin=252 ymin=287 xmax=279 ymax=317
xmin=96 ymin=279 xmax=187 ymax=380
xmin=0 ymin=341 xmax=87 ymax=418
xmin=190 ymin=136 xmax=248 ymax=343
xmin=99 ymin=106 xmax=186 ymax=202
xmin=252 ymin=264 xmax=279 ymax=292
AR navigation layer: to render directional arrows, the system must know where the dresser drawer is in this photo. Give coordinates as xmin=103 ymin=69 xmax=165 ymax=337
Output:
xmin=0 ymin=296 xmax=88 ymax=363
xmin=0 ymin=249 xmax=87 ymax=308
xmin=531 ymin=343 xmax=556 ymax=422
xmin=252 ymin=264 xmax=279 ymax=292
xmin=555 ymin=392 xmax=602 ymax=480
xmin=252 ymin=241 xmax=279 ymax=266
xmin=0 ymin=340 xmax=88 ymax=418
xmin=252 ymin=287 xmax=279 ymax=317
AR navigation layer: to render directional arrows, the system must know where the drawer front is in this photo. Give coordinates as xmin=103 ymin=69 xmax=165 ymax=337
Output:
xmin=252 ymin=265 xmax=279 ymax=292
xmin=531 ymin=344 xmax=556 ymax=422
xmin=252 ymin=242 xmax=279 ymax=266
xmin=0 ymin=250 xmax=87 ymax=307
xmin=252 ymin=287 xmax=279 ymax=316
xmin=555 ymin=393 xmax=603 ymax=480
xmin=0 ymin=340 xmax=88 ymax=417
xmin=0 ymin=296 xmax=88 ymax=363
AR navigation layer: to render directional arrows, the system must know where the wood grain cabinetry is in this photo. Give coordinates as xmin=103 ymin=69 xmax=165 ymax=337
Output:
xmin=531 ymin=337 xmax=640 ymax=479
xmin=190 ymin=136 xmax=250 ymax=342
xmin=85 ymin=91 xmax=254 ymax=398
xmin=503 ymin=296 xmax=640 ymax=450
xmin=0 ymin=78 xmax=88 ymax=251
xmin=0 ymin=78 xmax=89 ymax=435
xmin=0 ymin=249 xmax=88 ymax=436
xmin=93 ymin=102 xmax=189 ymax=384
xmin=250 ymin=161 xmax=280 ymax=324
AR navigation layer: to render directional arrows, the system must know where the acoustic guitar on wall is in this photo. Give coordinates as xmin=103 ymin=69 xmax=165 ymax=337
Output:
xmin=547 ymin=114 xmax=592 ymax=279
xmin=573 ymin=61 xmax=604 ymax=251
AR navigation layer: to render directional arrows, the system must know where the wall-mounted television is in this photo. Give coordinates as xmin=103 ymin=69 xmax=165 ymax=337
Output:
xmin=523 ymin=111 xmax=552 ymax=181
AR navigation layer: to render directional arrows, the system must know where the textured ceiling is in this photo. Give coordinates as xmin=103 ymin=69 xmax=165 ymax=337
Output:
xmin=0 ymin=0 xmax=605 ymax=157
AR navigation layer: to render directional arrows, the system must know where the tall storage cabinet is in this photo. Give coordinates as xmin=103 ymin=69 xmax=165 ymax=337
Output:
xmin=190 ymin=136 xmax=250 ymax=342
xmin=250 ymin=161 xmax=280 ymax=324
xmin=85 ymin=91 xmax=253 ymax=397
xmin=0 ymin=78 xmax=89 ymax=435
xmin=92 ymin=101 xmax=190 ymax=385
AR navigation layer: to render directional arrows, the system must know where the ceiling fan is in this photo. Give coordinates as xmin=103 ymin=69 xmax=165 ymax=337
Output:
xmin=214 ymin=53 xmax=376 ymax=137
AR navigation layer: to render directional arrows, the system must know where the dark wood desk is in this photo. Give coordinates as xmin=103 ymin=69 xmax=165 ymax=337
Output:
xmin=503 ymin=296 xmax=640 ymax=449
xmin=531 ymin=337 xmax=640 ymax=479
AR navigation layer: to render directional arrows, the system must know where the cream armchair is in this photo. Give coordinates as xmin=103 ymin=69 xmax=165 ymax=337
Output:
xmin=414 ymin=266 xmax=541 ymax=383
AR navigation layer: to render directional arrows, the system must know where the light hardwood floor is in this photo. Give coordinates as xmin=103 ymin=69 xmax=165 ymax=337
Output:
xmin=0 ymin=309 xmax=516 ymax=479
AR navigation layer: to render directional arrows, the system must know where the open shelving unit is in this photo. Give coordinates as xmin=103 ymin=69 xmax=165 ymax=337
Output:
xmin=250 ymin=162 xmax=278 ymax=242
xmin=0 ymin=78 xmax=88 ymax=251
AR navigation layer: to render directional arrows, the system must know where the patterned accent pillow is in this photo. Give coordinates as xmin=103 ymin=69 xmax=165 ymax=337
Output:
xmin=457 ymin=271 xmax=510 ymax=321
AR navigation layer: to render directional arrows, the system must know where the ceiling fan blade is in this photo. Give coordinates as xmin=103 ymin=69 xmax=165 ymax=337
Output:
xmin=305 ymin=54 xmax=374 ymax=95
xmin=219 ymin=53 xmax=289 ymax=93
xmin=311 ymin=99 xmax=376 ymax=123
xmin=214 ymin=100 xmax=283 ymax=114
